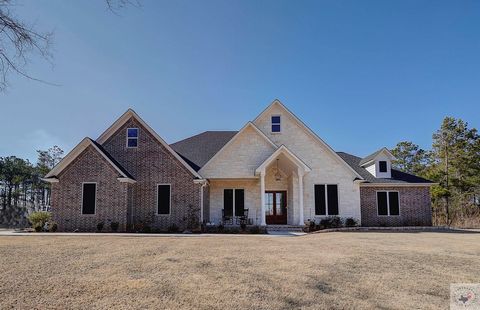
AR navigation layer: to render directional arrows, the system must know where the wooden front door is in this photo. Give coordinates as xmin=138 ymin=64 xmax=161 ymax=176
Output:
xmin=265 ymin=191 xmax=287 ymax=225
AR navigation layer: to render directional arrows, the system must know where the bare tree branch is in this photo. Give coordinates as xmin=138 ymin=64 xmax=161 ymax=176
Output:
xmin=0 ymin=0 xmax=55 ymax=91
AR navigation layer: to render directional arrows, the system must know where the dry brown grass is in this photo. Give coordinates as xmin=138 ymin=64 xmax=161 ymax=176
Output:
xmin=0 ymin=232 xmax=479 ymax=309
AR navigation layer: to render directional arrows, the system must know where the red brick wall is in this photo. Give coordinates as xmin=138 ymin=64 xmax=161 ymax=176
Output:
xmin=360 ymin=186 xmax=432 ymax=226
xmin=101 ymin=117 xmax=201 ymax=231
xmin=51 ymin=146 xmax=129 ymax=232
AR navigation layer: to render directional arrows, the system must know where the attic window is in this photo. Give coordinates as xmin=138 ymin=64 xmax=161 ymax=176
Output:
xmin=379 ymin=161 xmax=387 ymax=173
xmin=271 ymin=116 xmax=281 ymax=133
xmin=126 ymin=128 xmax=138 ymax=148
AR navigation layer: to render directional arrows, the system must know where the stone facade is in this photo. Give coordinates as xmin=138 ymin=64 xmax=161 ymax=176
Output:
xmin=51 ymin=146 xmax=129 ymax=232
xmin=360 ymin=186 xmax=432 ymax=226
xmin=101 ymin=117 xmax=201 ymax=231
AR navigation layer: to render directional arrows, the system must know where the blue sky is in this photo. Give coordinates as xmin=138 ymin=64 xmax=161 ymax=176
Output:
xmin=2 ymin=0 xmax=480 ymax=163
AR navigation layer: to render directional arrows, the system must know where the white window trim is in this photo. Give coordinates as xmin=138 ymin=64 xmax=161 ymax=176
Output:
xmin=271 ymin=115 xmax=281 ymax=133
xmin=314 ymin=184 xmax=339 ymax=216
xmin=224 ymin=188 xmax=245 ymax=217
xmin=156 ymin=184 xmax=171 ymax=216
xmin=126 ymin=128 xmax=139 ymax=148
xmin=376 ymin=190 xmax=400 ymax=216
xmin=81 ymin=182 xmax=97 ymax=215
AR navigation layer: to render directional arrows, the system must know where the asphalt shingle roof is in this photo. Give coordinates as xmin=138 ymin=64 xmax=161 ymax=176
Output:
xmin=90 ymin=139 xmax=135 ymax=179
xmin=337 ymin=151 xmax=433 ymax=184
xmin=170 ymin=131 xmax=238 ymax=171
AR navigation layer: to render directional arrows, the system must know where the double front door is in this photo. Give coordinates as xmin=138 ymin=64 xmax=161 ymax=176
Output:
xmin=265 ymin=191 xmax=287 ymax=225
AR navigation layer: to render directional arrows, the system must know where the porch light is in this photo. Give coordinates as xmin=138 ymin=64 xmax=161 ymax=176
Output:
xmin=275 ymin=159 xmax=282 ymax=182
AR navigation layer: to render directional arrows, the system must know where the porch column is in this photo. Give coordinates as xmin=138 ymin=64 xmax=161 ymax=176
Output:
xmin=297 ymin=168 xmax=304 ymax=226
xmin=260 ymin=170 xmax=266 ymax=226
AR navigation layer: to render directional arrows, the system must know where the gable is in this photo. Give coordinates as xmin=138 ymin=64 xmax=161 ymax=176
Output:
xmin=253 ymin=100 xmax=362 ymax=180
xmin=199 ymin=123 xmax=277 ymax=178
xmin=96 ymin=109 xmax=202 ymax=179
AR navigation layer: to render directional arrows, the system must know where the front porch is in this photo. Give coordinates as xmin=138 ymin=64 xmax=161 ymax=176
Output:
xmin=208 ymin=146 xmax=311 ymax=227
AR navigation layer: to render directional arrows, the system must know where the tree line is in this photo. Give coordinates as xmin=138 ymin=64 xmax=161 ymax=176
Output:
xmin=391 ymin=117 xmax=480 ymax=227
xmin=0 ymin=146 xmax=63 ymax=226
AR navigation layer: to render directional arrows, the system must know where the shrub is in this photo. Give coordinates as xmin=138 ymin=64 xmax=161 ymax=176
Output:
xmin=217 ymin=224 xmax=224 ymax=232
xmin=240 ymin=223 xmax=247 ymax=232
xmin=168 ymin=224 xmax=179 ymax=233
xmin=96 ymin=222 xmax=104 ymax=232
xmin=48 ymin=222 xmax=58 ymax=232
xmin=110 ymin=222 xmax=119 ymax=232
xmin=28 ymin=211 xmax=51 ymax=230
xmin=142 ymin=226 xmax=151 ymax=233
xmin=33 ymin=223 xmax=43 ymax=232
xmin=345 ymin=217 xmax=358 ymax=227
xmin=319 ymin=216 xmax=343 ymax=229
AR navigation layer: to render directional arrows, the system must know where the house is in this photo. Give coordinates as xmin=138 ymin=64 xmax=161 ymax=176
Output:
xmin=43 ymin=100 xmax=433 ymax=231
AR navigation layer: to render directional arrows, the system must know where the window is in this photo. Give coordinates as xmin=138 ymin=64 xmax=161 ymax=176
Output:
xmin=271 ymin=115 xmax=281 ymax=133
xmin=379 ymin=161 xmax=387 ymax=173
xmin=157 ymin=184 xmax=171 ymax=215
xmin=82 ymin=183 xmax=96 ymax=214
xmin=126 ymin=128 xmax=138 ymax=148
xmin=314 ymin=184 xmax=338 ymax=215
xmin=223 ymin=189 xmax=245 ymax=216
xmin=377 ymin=191 xmax=399 ymax=216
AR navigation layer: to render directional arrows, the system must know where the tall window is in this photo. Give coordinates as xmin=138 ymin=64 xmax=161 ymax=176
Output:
xmin=379 ymin=161 xmax=387 ymax=173
xmin=271 ymin=115 xmax=281 ymax=133
xmin=157 ymin=184 xmax=171 ymax=215
xmin=377 ymin=191 xmax=399 ymax=216
xmin=126 ymin=128 xmax=138 ymax=148
xmin=82 ymin=183 xmax=96 ymax=214
xmin=224 ymin=189 xmax=245 ymax=216
xmin=314 ymin=184 xmax=338 ymax=216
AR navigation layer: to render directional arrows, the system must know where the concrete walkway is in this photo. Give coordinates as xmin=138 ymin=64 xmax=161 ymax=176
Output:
xmin=0 ymin=229 xmax=306 ymax=238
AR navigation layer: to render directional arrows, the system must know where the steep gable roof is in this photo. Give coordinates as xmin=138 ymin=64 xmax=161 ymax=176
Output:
xmin=44 ymin=138 xmax=135 ymax=183
xmin=359 ymin=147 xmax=396 ymax=166
xmin=170 ymin=131 xmax=237 ymax=171
xmin=337 ymin=151 xmax=433 ymax=185
xmin=198 ymin=122 xmax=278 ymax=177
xmin=96 ymin=109 xmax=203 ymax=179
xmin=254 ymin=99 xmax=364 ymax=180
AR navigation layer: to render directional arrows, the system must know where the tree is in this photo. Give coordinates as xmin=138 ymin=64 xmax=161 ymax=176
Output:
xmin=391 ymin=141 xmax=429 ymax=176
xmin=0 ymin=0 xmax=139 ymax=91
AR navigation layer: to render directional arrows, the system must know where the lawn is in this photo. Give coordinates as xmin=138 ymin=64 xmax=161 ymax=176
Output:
xmin=0 ymin=232 xmax=479 ymax=309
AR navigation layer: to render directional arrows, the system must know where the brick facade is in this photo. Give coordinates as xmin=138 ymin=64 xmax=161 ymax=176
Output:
xmin=101 ymin=117 xmax=201 ymax=231
xmin=51 ymin=146 xmax=129 ymax=232
xmin=360 ymin=186 xmax=432 ymax=226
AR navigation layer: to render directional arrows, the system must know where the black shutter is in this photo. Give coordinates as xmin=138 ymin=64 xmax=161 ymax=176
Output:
xmin=388 ymin=192 xmax=399 ymax=215
xmin=327 ymin=185 xmax=339 ymax=215
xmin=314 ymin=185 xmax=326 ymax=215
xmin=224 ymin=189 xmax=233 ymax=216
xmin=234 ymin=189 xmax=245 ymax=216
xmin=377 ymin=192 xmax=388 ymax=215
xmin=82 ymin=183 xmax=96 ymax=214
xmin=157 ymin=185 xmax=171 ymax=214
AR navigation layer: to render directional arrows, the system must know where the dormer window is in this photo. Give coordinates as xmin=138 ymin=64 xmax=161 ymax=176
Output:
xmin=379 ymin=161 xmax=387 ymax=173
xmin=271 ymin=116 xmax=281 ymax=133
xmin=127 ymin=128 xmax=138 ymax=148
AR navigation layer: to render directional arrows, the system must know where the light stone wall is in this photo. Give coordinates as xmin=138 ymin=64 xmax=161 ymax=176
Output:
xmin=253 ymin=103 xmax=362 ymax=223
xmin=199 ymin=125 xmax=276 ymax=179
xmin=208 ymin=179 xmax=262 ymax=225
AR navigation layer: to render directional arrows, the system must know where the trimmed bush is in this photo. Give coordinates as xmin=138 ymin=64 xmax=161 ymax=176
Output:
xmin=319 ymin=216 xmax=343 ymax=229
xmin=110 ymin=222 xmax=119 ymax=232
xmin=48 ymin=222 xmax=58 ymax=232
xmin=97 ymin=222 xmax=104 ymax=232
xmin=345 ymin=218 xmax=358 ymax=227
xmin=28 ymin=211 xmax=51 ymax=231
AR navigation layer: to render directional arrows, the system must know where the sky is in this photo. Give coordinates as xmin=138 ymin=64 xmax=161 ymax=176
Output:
xmin=1 ymin=0 xmax=480 ymax=163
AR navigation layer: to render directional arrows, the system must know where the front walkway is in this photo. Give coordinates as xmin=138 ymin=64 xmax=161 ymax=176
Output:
xmin=0 ymin=229 xmax=306 ymax=237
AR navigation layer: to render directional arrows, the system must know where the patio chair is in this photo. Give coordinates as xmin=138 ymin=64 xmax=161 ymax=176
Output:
xmin=222 ymin=209 xmax=233 ymax=225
